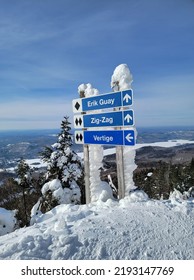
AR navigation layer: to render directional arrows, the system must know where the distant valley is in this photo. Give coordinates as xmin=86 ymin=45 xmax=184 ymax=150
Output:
xmin=1 ymin=127 xmax=194 ymax=201
xmin=103 ymin=142 xmax=194 ymax=169
xmin=0 ymin=130 xmax=59 ymax=169
xmin=0 ymin=127 xmax=194 ymax=171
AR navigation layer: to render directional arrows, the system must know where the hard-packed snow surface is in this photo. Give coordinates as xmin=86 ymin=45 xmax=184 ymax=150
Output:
xmin=0 ymin=191 xmax=194 ymax=260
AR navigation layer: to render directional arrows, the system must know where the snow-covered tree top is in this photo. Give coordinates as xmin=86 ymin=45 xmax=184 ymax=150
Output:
xmin=111 ymin=63 xmax=133 ymax=91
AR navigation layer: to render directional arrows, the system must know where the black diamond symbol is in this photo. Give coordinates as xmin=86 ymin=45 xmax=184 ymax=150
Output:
xmin=75 ymin=102 xmax=80 ymax=111
xmin=76 ymin=133 xmax=83 ymax=142
xmin=76 ymin=133 xmax=79 ymax=141
xmin=75 ymin=118 xmax=79 ymax=126
xmin=75 ymin=118 xmax=82 ymax=126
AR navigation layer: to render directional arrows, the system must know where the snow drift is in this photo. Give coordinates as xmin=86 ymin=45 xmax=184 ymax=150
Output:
xmin=0 ymin=191 xmax=194 ymax=260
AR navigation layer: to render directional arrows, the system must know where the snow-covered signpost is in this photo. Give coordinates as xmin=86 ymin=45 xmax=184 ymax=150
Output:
xmin=72 ymin=64 xmax=136 ymax=203
xmin=77 ymin=84 xmax=93 ymax=204
xmin=111 ymin=64 xmax=137 ymax=198
xmin=77 ymin=84 xmax=108 ymax=204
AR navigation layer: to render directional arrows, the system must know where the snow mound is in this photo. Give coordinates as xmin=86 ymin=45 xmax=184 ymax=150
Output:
xmin=0 ymin=197 xmax=194 ymax=260
xmin=0 ymin=208 xmax=17 ymax=236
xmin=41 ymin=179 xmax=81 ymax=205
xmin=126 ymin=190 xmax=149 ymax=203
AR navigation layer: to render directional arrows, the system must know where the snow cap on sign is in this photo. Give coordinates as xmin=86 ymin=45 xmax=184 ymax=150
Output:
xmin=111 ymin=64 xmax=133 ymax=91
xmin=78 ymin=83 xmax=99 ymax=98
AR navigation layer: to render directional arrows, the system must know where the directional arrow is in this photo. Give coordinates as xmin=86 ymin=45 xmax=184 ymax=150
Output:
xmin=122 ymin=90 xmax=133 ymax=106
xmin=124 ymin=113 xmax=133 ymax=123
xmin=124 ymin=130 xmax=135 ymax=145
xmin=123 ymin=93 xmax=131 ymax=103
xmin=123 ymin=110 xmax=134 ymax=126
xmin=125 ymin=133 xmax=134 ymax=142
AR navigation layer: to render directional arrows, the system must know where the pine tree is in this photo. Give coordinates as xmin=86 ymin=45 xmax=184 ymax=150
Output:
xmin=15 ymin=159 xmax=31 ymax=225
xmin=41 ymin=116 xmax=83 ymax=186
xmin=190 ymin=158 xmax=194 ymax=178
xmin=58 ymin=116 xmax=73 ymax=149
xmin=38 ymin=116 xmax=84 ymax=213
xmin=40 ymin=146 xmax=53 ymax=163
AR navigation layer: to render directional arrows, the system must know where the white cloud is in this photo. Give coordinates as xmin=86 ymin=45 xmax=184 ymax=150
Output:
xmin=0 ymin=98 xmax=74 ymax=130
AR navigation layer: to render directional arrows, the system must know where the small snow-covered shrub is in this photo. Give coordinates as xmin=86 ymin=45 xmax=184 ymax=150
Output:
xmin=169 ymin=189 xmax=184 ymax=201
xmin=31 ymin=178 xmax=82 ymax=218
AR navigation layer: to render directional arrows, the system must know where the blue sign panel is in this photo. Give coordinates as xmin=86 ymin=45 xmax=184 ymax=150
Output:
xmin=75 ymin=129 xmax=135 ymax=146
xmin=72 ymin=89 xmax=133 ymax=113
xmin=74 ymin=110 xmax=134 ymax=129
xmin=84 ymin=111 xmax=122 ymax=128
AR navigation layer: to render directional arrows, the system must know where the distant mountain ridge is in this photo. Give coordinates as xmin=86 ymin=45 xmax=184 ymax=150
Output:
xmin=0 ymin=127 xmax=194 ymax=170
xmin=136 ymin=143 xmax=194 ymax=166
xmin=103 ymin=143 xmax=194 ymax=169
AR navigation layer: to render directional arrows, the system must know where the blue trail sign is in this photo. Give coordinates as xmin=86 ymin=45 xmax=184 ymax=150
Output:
xmin=74 ymin=129 xmax=135 ymax=146
xmin=74 ymin=109 xmax=134 ymax=129
xmin=72 ymin=89 xmax=133 ymax=113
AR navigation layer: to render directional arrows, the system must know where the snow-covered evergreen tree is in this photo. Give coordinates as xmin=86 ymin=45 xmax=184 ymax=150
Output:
xmin=37 ymin=116 xmax=83 ymax=213
xmin=41 ymin=116 xmax=82 ymax=185
xmin=15 ymin=159 xmax=32 ymax=225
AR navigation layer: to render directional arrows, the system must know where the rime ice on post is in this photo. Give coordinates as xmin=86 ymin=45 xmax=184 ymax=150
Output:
xmin=111 ymin=64 xmax=137 ymax=196
xmin=78 ymin=83 xmax=113 ymax=203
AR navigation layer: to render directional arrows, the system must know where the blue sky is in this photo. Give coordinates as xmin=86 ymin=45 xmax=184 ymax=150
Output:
xmin=0 ymin=0 xmax=194 ymax=130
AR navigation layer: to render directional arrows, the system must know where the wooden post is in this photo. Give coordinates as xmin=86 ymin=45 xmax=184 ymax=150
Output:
xmin=79 ymin=90 xmax=90 ymax=204
xmin=84 ymin=144 xmax=90 ymax=203
xmin=113 ymin=86 xmax=125 ymax=199
xmin=116 ymin=146 xmax=125 ymax=199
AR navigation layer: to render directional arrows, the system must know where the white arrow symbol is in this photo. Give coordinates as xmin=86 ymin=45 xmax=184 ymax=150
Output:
xmin=123 ymin=93 xmax=131 ymax=103
xmin=125 ymin=133 xmax=134 ymax=142
xmin=124 ymin=114 xmax=133 ymax=123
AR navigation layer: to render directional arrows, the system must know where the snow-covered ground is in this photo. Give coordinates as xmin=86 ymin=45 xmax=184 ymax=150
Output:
xmin=0 ymin=190 xmax=194 ymax=260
